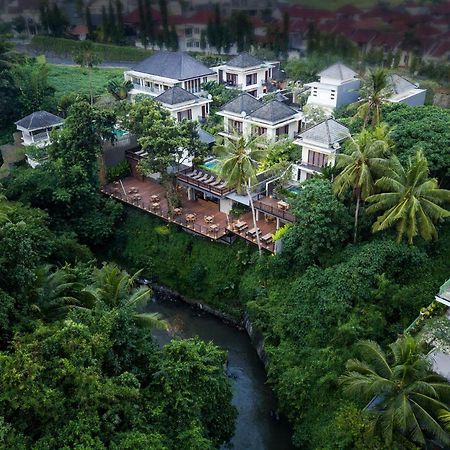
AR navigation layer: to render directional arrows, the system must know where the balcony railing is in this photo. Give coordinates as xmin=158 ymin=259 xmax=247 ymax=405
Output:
xmin=32 ymin=131 xmax=50 ymax=142
xmin=299 ymin=162 xmax=324 ymax=173
xmin=253 ymin=193 xmax=296 ymax=222
xmin=132 ymin=82 xmax=162 ymax=95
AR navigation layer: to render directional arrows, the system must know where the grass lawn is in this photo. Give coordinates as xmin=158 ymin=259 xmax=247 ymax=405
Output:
xmin=48 ymin=64 xmax=124 ymax=98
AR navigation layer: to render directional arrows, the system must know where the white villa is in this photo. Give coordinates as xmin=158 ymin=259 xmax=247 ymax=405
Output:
xmin=387 ymin=74 xmax=426 ymax=106
xmin=292 ymin=119 xmax=350 ymax=182
xmin=212 ymin=53 xmax=278 ymax=98
xmin=305 ymin=63 xmax=361 ymax=112
xmin=124 ymin=51 xmax=217 ymax=98
xmin=15 ymin=110 xmax=64 ymax=148
xmin=217 ymin=93 xmax=303 ymax=142
xmin=154 ymin=86 xmax=212 ymax=122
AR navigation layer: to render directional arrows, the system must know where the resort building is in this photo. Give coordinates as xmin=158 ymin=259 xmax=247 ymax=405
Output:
xmin=15 ymin=110 xmax=64 ymax=148
xmin=217 ymin=93 xmax=303 ymax=142
xmin=292 ymin=118 xmax=350 ymax=182
xmin=211 ymin=53 xmax=278 ymax=98
xmin=304 ymin=63 xmax=360 ymax=112
xmin=386 ymin=74 xmax=426 ymax=106
xmin=124 ymin=51 xmax=217 ymax=98
xmin=154 ymin=86 xmax=212 ymax=122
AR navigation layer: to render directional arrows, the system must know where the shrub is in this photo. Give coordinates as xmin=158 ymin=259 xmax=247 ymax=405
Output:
xmin=107 ymin=160 xmax=130 ymax=182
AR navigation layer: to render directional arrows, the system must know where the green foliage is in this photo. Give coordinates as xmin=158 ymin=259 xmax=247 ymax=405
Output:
xmin=202 ymin=81 xmax=240 ymax=108
xmin=48 ymin=64 xmax=123 ymax=99
xmin=383 ymin=103 xmax=450 ymax=184
xmin=31 ymin=35 xmax=153 ymax=62
xmin=282 ymin=178 xmax=352 ymax=266
xmin=341 ymin=336 xmax=450 ymax=447
xmin=107 ymin=160 xmax=130 ymax=182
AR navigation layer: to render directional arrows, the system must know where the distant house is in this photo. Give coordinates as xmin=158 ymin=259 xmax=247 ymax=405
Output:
xmin=211 ymin=53 xmax=278 ymax=98
xmin=292 ymin=119 xmax=349 ymax=182
xmin=124 ymin=51 xmax=217 ymax=98
xmin=14 ymin=110 xmax=64 ymax=168
xmin=217 ymin=93 xmax=303 ymax=143
xmin=70 ymin=24 xmax=88 ymax=41
xmin=387 ymin=74 xmax=426 ymax=106
xmin=305 ymin=63 xmax=361 ymax=113
xmin=154 ymin=86 xmax=212 ymax=122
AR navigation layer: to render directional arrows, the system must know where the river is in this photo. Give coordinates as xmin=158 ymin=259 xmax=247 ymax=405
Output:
xmin=145 ymin=294 xmax=295 ymax=450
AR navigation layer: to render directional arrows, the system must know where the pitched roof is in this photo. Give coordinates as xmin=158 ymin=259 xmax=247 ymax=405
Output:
xmin=221 ymin=93 xmax=263 ymax=115
xmin=132 ymin=51 xmax=215 ymax=80
xmin=198 ymin=127 xmax=216 ymax=145
xmin=248 ymin=100 xmax=298 ymax=124
xmin=388 ymin=74 xmax=418 ymax=94
xmin=226 ymin=52 xmax=264 ymax=69
xmin=318 ymin=63 xmax=358 ymax=80
xmin=300 ymin=119 xmax=349 ymax=146
xmin=15 ymin=111 xmax=64 ymax=131
xmin=154 ymin=86 xmax=199 ymax=105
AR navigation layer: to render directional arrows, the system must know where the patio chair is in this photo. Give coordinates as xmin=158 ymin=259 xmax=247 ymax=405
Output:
xmin=186 ymin=169 xmax=198 ymax=177
xmin=203 ymin=175 xmax=215 ymax=184
xmin=198 ymin=173 xmax=210 ymax=182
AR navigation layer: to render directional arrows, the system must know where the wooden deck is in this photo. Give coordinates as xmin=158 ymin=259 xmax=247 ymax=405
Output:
xmin=102 ymin=177 xmax=230 ymax=241
xmin=253 ymin=195 xmax=296 ymax=223
xmin=102 ymin=176 xmax=278 ymax=252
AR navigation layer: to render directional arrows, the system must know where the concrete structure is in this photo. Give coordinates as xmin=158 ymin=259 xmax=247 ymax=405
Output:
xmin=154 ymin=86 xmax=212 ymax=122
xmin=217 ymin=93 xmax=303 ymax=143
xmin=293 ymin=119 xmax=349 ymax=182
xmin=387 ymin=74 xmax=426 ymax=106
xmin=212 ymin=53 xmax=278 ymax=98
xmin=305 ymin=63 xmax=360 ymax=113
xmin=125 ymin=51 xmax=217 ymax=98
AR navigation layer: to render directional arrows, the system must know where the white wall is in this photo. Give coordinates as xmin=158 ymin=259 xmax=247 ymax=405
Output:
xmin=393 ymin=89 xmax=426 ymax=106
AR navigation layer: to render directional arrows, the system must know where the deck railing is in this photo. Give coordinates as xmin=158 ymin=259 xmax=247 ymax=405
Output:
xmin=176 ymin=167 xmax=234 ymax=197
xmin=101 ymin=187 xmax=228 ymax=240
xmin=253 ymin=193 xmax=296 ymax=222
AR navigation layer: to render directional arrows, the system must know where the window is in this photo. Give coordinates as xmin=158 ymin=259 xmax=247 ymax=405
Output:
xmin=246 ymin=73 xmax=257 ymax=86
xmin=255 ymin=126 xmax=267 ymax=136
xmin=185 ymin=28 xmax=192 ymax=37
xmin=177 ymin=109 xmax=193 ymax=121
xmin=194 ymin=27 xmax=200 ymax=34
xmin=307 ymin=150 xmax=328 ymax=168
xmin=248 ymin=90 xmax=257 ymax=97
xmin=276 ymin=125 xmax=289 ymax=136
xmin=226 ymin=73 xmax=238 ymax=86
xmin=229 ymin=119 xmax=242 ymax=134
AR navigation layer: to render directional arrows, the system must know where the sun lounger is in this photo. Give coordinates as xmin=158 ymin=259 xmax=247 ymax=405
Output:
xmin=216 ymin=181 xmax=228 ymax=189
xmin=135 ymin=150 xmax=145 ymax=156
xmin=198 ymin=173 xmax=210 ymax=182
xmin=192 ymin=171 xmax=204 ymax=179
xmin=203 ymin=175 xmax=215 ymax=184
xmin=209 ymin=179 xmax=221 ymax=186
xmin=187 ymin=169 xmax=198 ymax=177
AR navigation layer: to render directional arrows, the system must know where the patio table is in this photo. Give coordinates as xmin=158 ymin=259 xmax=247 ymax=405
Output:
xmin=234 ymin=221 xmax=248 ymax=231
xmin=186 ymin=214 xmax=196 ymax=222
xmin=152 ymin=202 xmax=160 ymax=210
xmin=150 ymin=194 xmax=160 ymax=202
xmin=261 ymin=233 xmax=273 ymax=244
xmin=173 ymin=208 xmax=182 ymax=215
xmin=277 ymin=200 xmax=289 ymax=210
xmin=204 ymin=215 xmax=214 ymax=224
xmin=247 ymin=227 xmax=261 ymax=237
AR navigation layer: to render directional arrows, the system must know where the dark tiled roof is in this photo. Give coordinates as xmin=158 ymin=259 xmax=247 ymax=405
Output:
xmin=226 ymin=52 xmax=264 ymax=68
xmin=248 ymin=100 xmax=298 ymax=124
xmin=300 ymin=119 xmax=349 ymax=145
xmin=198 ymin=127 xmax=216 ymax=145
xmin=154 ymin=86 xmax=199 ymax=105
xmin=132 ymin=51 xmax=215 ymax=80
xmin=221 ymin=93 xmax=263 ymax=115
xmin=15 ymin=111 xmax=64 ymax=131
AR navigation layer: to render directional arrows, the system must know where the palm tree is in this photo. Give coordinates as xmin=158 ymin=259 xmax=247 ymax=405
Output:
xmin=107 ymin=79 xmax=133 ymax=101
xmin=73 ymin=41 xmax=102 ymax=105
xmin=333 ymin=124 xmax=392 ymax=243
xmin=366 ymin=150 xmax=450 ymax=244
xmin=215 ymin=135 xmax=267 ymax=254
xmin=356 ymin=68 xmax=393 ymax=127
xmin=84 ymin=263 xmax=167 ymax=329
xmin=30 ymin=265 xmax=90 ymax=320
xmin=341 ymin=336 xmax=450 ymax=448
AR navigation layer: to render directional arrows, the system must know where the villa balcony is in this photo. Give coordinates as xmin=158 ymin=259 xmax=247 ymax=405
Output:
xmin=298 ymin=162 xmax=324 ymax=173
xmin=132 ymin=82 xmax=162 ymax=95
xmin=253 ymin=193 xmax=296 ymax=223
xmin=177 ymin=167 xmax=235 ymax=197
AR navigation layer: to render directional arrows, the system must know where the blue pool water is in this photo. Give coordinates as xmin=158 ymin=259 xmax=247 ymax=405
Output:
xmin=287 ymin=185 xmax=302 ymax=195
xmin=114 ymin=128 xmax=128 ymax=138
xmin=204 ymin=158 xmax=219 ymax=170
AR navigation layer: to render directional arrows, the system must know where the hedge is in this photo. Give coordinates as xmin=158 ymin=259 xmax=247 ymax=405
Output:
xmin=30 ymin=36 xmax=153 ymax=62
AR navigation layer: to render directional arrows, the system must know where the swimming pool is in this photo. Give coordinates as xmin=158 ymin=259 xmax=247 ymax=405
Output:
xmin=287 ymin=185 xmax=302 ymax=195
xmin=114 ymin=128 xmax=129 ymax=138
xmin=203 ymin=158 xmax=220 ymax=171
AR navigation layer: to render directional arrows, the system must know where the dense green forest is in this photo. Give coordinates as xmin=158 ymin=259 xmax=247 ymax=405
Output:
xmin=1 ymin=41 xmax=450 ymax=449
